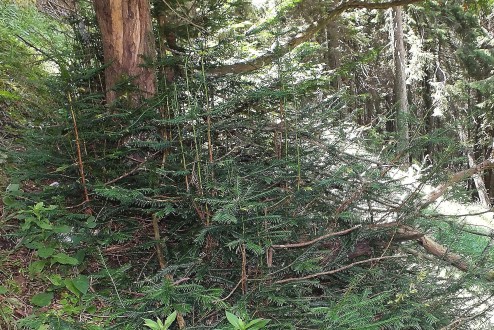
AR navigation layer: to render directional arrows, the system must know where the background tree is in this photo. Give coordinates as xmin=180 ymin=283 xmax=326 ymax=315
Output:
xmin=393 ymin=6 xmax=410 ymax=162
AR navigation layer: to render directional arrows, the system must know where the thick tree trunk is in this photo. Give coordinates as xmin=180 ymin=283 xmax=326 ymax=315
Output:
xmin=93 ymin=0 xmax=156 ymax=104
xmin=392 ymin=6 xmax=409 ymax=162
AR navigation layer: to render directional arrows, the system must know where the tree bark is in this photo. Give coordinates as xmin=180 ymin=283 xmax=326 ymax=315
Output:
xmin=93 ymin=0 xmax=156 ymax=104
xmin=393 ymin=6 xmax=409 ymax=162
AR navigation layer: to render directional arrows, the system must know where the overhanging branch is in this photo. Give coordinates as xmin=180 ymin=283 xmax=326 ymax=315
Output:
xmin=207 ymin=0 xmax=425 ymax=75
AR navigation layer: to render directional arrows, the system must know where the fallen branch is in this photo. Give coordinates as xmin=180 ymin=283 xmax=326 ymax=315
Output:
xmin=418 ymin=235 xmax=469 ymax=271
xmin=270 ymin=157 xmax=494 ymax=278
xmin=424 ymin=158 xmax=494 ymax=207
xmin=267 ymin=214 xmax=494 ymax=285
xmin=374 ymin=223 xmax=470 ymax=272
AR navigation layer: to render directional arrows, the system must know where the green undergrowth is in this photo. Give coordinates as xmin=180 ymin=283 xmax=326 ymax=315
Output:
xmin=2 ymin=1 xmax=494 ymax=330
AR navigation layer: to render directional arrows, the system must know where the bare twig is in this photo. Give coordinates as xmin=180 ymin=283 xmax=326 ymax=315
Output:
xmin=459 ymin=227 xmax=494 ymax=238
xmin=426 ymin=209 xmax=494 ymax=218
xmin=271 ymin=225 xmax=361 ymax=249
xmin=241 ymin=244 xmax=247 ymax=294
xmin=173 ymin=277 xmax=190 ymax=285
xmin=440 ymin=311 xmax=488 ymax=330
xmin=273 ymin=255 xmax=404 ymax=285
xmin=220 ymin=279 xmax=242 ymax=302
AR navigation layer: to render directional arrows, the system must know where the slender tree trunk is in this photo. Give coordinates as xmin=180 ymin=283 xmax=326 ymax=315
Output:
xmin=488 ymin=134 xmax=494 ymax=200
xmin=392 ymin=6 xmax=409 ymax=162
xmin=422 ymin=68 xmax=436 ymax=160
xmin=458 ymin=126 xmax=491 ymax=207
xmin=93 ymin=0 xmax=156 ymax=104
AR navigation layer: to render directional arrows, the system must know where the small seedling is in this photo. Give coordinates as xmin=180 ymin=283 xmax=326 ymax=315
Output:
xmin=143 ymin=311 xmax=177 ymax=330
xmin=225 ymin=311 xmax=270 ymax=330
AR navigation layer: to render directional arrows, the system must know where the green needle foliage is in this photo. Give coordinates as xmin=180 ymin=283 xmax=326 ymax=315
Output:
xmin=2 ymin=1 xmax=494 ymax=330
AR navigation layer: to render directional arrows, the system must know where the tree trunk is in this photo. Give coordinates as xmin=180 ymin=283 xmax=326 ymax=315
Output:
xmin=93 ymin=0 xmax=156 ymax=104
xmin=422 ymin=67 xmax=438 ymax=161
xmin=458 ymin=125 xmax=491 ymax=207
xmin=392 ymin=6 xmax=409 ymax=162
xmin=325 ymin=22 xmax=342 ymax=90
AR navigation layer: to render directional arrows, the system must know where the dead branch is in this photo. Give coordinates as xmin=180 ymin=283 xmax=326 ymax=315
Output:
xmin=271 ymin=224 xmax=471 ymax=284
xmin=273 ymin=255 xmax=404 ymax=285
xmin=374 ymin=223 xmax=469 ymax=272
xmin=269 ymin=220 xmax=489 ymax=283
xmin=220 ymin=279 xmax=243 ymax=302
xmin=241 ymin=243 xmax=247 ymax=294
xmin=381 ymin=223 xmax=470 ymax=272
xmin=104 ymin=151 xmax=159 ymax=185
xmin=173 ymin=277 xmax=190 ymax=285
xmin=423 ymin=158 xmax=494 ymax=207
xmin=418 ymin=235 xmax=469 ymax=271
xmin=458 ymin=226 xmax=494 ymax=238
xmin=401 ymin=246 xmax=435 ymax=262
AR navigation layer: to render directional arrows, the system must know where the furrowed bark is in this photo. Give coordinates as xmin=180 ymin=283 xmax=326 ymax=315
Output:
xmin=93 ymin=0 xmax=156 ymax=104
